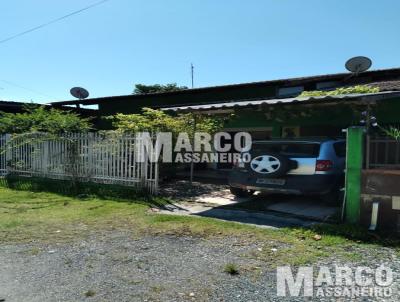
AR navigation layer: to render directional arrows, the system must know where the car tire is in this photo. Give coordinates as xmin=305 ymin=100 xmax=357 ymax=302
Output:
xmin=249 ymin=152 xmax=294 ymax=178
xmin=230 ymin=187 xmax=255 ymax=198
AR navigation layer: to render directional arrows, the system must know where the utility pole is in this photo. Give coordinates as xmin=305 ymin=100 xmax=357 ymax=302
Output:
xmin=190 ymin=63 xmax=195 ymax=183
xmin=191 ymin=63 xmax=194 ymax=89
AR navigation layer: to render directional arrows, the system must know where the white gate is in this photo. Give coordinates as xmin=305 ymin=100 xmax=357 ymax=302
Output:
xmin=0 ymin=133 xmax=159 ymax=194
xmin=0 ymin=134 xmax=10 ymax=177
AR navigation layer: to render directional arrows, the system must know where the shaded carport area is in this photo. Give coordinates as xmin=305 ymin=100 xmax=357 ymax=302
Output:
xmin=160 ymin=91 xmax=400 ymax=224
xmin=159 ymin=180 xmax=339 ymax=228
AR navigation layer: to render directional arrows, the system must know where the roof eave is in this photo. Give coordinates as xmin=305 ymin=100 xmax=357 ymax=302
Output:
xmin=160 ymin=91 xmax=400 ymax=113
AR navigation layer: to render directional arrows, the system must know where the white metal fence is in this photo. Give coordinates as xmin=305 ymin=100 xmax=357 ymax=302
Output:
xmin=0 ymin=133 xmax=159 ymax=194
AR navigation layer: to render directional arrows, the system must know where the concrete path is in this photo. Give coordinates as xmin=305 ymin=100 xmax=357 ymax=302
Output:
xmin=265 ymin=199 xmax=338 ymax=221
xmin=158 ymin=202 xmax=319 ymax=229
xmin=159 ymin=181 xmax=340 ymax=229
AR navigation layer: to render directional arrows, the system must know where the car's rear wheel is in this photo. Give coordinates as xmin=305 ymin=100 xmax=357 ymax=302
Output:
xmin=230 ymin=186 xmax=255 ymax=198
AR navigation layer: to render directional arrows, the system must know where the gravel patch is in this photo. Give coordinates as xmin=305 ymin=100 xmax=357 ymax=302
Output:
xmin=160 ymin=180 xmax=230 ymax=203
xmin=0 ymin=231 xmax=399 ymax=301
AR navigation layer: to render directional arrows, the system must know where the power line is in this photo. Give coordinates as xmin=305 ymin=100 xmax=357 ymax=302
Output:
xmin=0 ymin=0 xmax=110 ymax=45
xmin=0 ymin=79 xmax=56 ymax=99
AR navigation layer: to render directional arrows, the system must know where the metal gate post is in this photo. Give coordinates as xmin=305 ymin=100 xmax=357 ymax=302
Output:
xmin=345 ymin=127 xmax=364 ymax=224
xmin=5 ymin=134 xmax=11 ymax=175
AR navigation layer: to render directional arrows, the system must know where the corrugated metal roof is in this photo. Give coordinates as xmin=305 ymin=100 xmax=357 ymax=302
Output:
xmin=161 ymin=91 xmax=400 ymax=112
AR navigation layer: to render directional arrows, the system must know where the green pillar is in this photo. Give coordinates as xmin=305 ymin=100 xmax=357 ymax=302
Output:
xmin=345 ymin=127 xmax=364 ymax=224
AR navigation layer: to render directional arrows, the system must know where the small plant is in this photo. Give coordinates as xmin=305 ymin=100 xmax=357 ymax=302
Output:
xmin=224 ymin=263 xmax=239 ymax=275
xmin=28 ymin=247 xmax=41 ymax=256
xmin=84 ymin=290 xmax=96 ymax=297
xmin=300 ymin=85 xmax=379 ymax=97
xmin=381 ymin=126 xmax=400 ymax=141
xmin=150 ymin=285 xmax=165 ymax=294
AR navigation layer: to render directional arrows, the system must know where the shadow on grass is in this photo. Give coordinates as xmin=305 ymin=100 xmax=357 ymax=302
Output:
xmin=307 ymin=223 xmax=400 ymax=248
xmin=0 ymin=201 xmax=60 ymax=213
xmin=0 ymin=175 xmax=173 ymax=208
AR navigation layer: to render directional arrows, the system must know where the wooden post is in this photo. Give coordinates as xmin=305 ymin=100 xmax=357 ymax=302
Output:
xmin=190 ymin=114 xmax=197 ymax=183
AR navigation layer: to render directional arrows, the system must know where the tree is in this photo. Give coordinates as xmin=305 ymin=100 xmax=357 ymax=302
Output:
xmin=109 ymin=108 xmax=229 ymax=138
xmin=109 ymin=108 xmax=233 ymax=180
xmin=133 ymin=83 xmax=188 ymax=94
xmin=0 ymin=106 xmax=93 ymax=192
xmin=0 ymin=105 xmax=92 ymax=134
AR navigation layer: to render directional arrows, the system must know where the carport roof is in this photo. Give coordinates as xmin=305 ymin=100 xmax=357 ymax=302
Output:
xmin=160 ymin=91 xmax=400 ymax=113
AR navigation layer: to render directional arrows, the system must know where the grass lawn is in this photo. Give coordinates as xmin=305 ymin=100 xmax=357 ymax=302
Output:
xmin=0 ymin=186 xmax=398 ymax=266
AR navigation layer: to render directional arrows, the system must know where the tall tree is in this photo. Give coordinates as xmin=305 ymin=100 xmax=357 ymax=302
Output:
xmin=133 ymin=83 xmax=188 ymax=94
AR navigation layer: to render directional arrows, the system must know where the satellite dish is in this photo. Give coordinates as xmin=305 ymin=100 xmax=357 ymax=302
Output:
xmin=345 ymin=56 xmax=372 ymax=74
xmin=70 ymin=87 xmax=89 ymax=100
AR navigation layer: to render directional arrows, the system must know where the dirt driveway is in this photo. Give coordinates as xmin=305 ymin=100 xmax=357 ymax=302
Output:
xmin=1 ymin=230 xmax=399 ymax=302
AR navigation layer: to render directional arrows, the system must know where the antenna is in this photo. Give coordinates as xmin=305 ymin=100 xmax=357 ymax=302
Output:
xmin=70 ymin=87 xmax=89 ymax=100
xmin=191 ymin=63 xmax=194 ymax=89
xmin=345 ymin=56 xmax=372 ymax=75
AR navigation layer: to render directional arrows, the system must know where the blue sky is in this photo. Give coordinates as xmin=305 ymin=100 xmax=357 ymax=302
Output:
xmin=0 ymin=0 xmax=399 ymax=104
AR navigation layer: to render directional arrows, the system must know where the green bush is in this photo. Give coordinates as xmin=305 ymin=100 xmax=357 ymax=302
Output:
xmin=300 ymin=85 xmax=379 ymax=98
xmin=0 ymin=105 xmax=91 ymax=135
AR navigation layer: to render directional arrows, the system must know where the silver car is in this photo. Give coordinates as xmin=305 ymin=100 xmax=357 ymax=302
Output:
xmin=229 ymin=138 xmax=346 ymax=203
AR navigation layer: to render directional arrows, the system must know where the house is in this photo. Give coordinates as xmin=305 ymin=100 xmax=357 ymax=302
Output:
xmin=0 ymin=100 xmax=30 ymax=113
xmin=51 ymin=67 xmax=400 ymax=139
xmin=48 ymin=69 xmax=400 ymax=228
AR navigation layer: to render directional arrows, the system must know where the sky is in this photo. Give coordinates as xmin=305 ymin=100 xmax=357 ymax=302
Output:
xmin=0 ymin=0 xmax=400 ymax=104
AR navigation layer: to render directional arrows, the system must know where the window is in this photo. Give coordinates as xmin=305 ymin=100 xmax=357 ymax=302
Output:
xmin=252 ymin=143 xmax=321 ymax=158
xmin=333 ymin=142 xmax=346 ymax=158
xmin=278 ymin=86 xmax=304 ymax=97
xmin=316 ymin=81 xmax=339 ymax=90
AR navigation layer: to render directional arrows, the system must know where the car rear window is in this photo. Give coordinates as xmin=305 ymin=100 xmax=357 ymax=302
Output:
xmin=251 ymin=143 xmax=320 ymax=158
xmin=333 ymin=142 xmax=346 ymax=157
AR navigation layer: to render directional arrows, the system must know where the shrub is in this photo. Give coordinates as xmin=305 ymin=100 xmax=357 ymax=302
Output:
xmin=299 ymin=85 xmax=379 ymax=98
xmin=0 ymin=105 xmax=91 ymax=135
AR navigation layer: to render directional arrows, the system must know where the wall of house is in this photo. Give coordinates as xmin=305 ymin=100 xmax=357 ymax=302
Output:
xmin=98 ymin=96 xmax=400 ymax=135
xmin=361 ymin=170 xmax=400 ymax=232
xmin=224 ymin=104 xmax=357 ymax=138
xmin=223 ymin=97 xmax=400 ymax=138
xmin=373 ymin=97 xmax=400 ymax=123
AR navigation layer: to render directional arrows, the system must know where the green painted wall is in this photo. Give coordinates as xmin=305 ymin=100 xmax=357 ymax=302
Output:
xmin=224 ymin=104 xmax=358 ymax=137
xmin=223 ymin=97 xmax=400 ymax=137
xmin=374 ymin=98 xmax=400 ymax=123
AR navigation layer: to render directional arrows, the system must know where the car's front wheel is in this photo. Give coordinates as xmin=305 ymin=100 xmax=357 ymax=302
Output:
xmin=229 ymin=186 xmax=255 ymax=198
